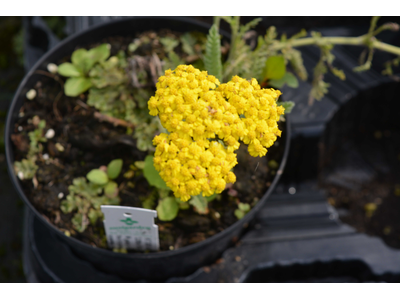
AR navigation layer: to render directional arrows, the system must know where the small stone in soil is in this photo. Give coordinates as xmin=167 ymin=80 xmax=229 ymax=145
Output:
xmin=47 ymin=63 xmax=58 ymax=74
xmin=45 ymin=129 xmax=55 ymax=139
xmin=26 ymin=89 xmax=36 ymax=100
xmin=55 ymin=143 xmax=65 ymax=152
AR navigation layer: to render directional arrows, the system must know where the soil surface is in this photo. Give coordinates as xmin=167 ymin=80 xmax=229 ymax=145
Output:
xmin=11 ymin=31 xmax=286 ymax=252
xmin=319 ymin=81 xmax=400 ymax=249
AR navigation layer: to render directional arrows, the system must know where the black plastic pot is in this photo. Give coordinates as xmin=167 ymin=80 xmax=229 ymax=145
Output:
xmin=6 ymin=17 xmax=291 ymax=282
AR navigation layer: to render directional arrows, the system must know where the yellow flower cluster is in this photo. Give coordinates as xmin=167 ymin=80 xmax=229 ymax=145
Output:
xmin=148 ymin=65 xmax=284 ymax=201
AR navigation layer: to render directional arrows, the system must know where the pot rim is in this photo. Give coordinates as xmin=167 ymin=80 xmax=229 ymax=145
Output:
xmin=5 ymin=16 xmax=291 ymax=259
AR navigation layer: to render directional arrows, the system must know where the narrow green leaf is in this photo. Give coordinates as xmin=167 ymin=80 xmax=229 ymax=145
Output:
xmin=143 ymin=155 xmax=169 ymax=190
xmin=204 ymin=24 xmax=222 ymax=82
xmin=156 ymin=197 xmax=179 ymax=221
xmin=262 ymin=56 xmax=286 ymax=80
xmin=87 ymin=169 xmax=109 ymax=185
xmin=64 ymin=77 xmax=92 ymax=97
xmin=58 ymin=62 xmax=82 ymax=77
xmin=107 ymin=159 xmax=123 ymax=179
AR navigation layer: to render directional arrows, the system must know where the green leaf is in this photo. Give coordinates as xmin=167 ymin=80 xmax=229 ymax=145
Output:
xmin=142 ymin=198 xmax=155 ymax=210
xmin=88 ymin=208 xmax=103 ymax=225
xmin=178 ymin=201 xmax=190 ymax=210
xmin=270 ymin=72 xmax=299 ymax=89
xmin=204 ymin=24 xmax=222 ymax=82
xmin=205 ymin=194 xmax=217 ymax=202
xmin=143 ymin=155 xmax=169 ymax=190
xmin=238 ymin=202 xmax=251 ymax=212
xmin=234 ymin=209 xmax=245 ymax=220
xmin=262 ymin=56 xmax=286 ymax=80
xmin=107 ymin=159 xmax=123 ymax=179
xmin=71 ymin=213 xmax=87 ymax=233
xmin=134 ymin=161 xmax=145 ymax=169
xmin=85 ymin=44 xmax=110 ymax=71
xmin=160 ymin=37 xmax=180 ymax=53
xmin=168 ymin=51 xmax=184 ymax=70
xmin=279 ymin=101 xmax=295 ymax=114
xmin=180 ymin=33 xmax=197 ymax=56
xmin=64 ymin=77 xmax=92 ymax=97
xmin=156 ymin=197 xmax=179 ymax=221
xmin=58 ymin=62 xmax=82 ymax=77
xmin=87 ymin=169 xmax=109 ymax=185
xmin=71 ymin=48 xmax=88 ymax=72
xmin=104 ymin=181 xmax=119 ymax=198
xmin=189 ymin=195 xmax=208 ymax=214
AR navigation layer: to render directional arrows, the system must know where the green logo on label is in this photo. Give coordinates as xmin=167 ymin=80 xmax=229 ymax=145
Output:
xmin=120 ymin=217 xmax=138 ymax=226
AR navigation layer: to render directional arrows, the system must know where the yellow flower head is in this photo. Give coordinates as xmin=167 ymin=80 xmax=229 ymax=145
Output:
xmin=148 ymin=65 xmax=284 ymax=201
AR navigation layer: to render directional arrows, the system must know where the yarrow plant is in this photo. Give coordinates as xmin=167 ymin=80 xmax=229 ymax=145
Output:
xmin=148 ymin=64 xmax=285 ymax=201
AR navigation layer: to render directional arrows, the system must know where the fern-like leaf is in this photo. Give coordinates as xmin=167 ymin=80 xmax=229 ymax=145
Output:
xmin=204 ymin=24 xmax=222 ymax=82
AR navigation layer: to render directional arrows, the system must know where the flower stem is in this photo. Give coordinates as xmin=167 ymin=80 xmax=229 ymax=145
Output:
xmin=273 ymin=35 xmax=400 ymax=56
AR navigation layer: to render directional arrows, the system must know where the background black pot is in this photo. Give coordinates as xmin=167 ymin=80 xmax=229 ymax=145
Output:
xmin=5 ymin=17 xmax=291 ymax=281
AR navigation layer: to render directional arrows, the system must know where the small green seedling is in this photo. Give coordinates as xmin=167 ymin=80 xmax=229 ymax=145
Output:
xmin=14 ymin=116 xmax=47 ymax=180
xmin=57 ymin=43 xmax=122 ymax=97
xmin=60 ymin=159 xmax=123 ymax=232
xmin=234 ymin=202 xmax=251 ymax=220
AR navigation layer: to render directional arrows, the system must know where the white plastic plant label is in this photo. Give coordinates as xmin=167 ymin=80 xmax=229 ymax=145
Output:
xmin=101 ymin=205 xmax=159 ymax=251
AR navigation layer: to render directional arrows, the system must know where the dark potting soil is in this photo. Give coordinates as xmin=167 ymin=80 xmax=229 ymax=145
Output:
xmin=319 ymin=81 xmax=400 ymax=249
xmin=11 ymin=32 xmax=286 ymax=252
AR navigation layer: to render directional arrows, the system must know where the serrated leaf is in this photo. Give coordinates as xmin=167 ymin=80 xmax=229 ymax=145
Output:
xmin=58 ymin=62 xmax=82 ymax=77
xmin=189 ymin=195 xmax=208 ymax=214
xmin=143 ymin=155 xmax=169 ymax=190
xmin=107 ymin=159 xmax=123 ymax=179
xmin=168 ymin=51 xmax=184 ymax=70
xmin=87 ymin=169 xmax=109 ymax=185
xmin=104 ymin=181 xmax=119 ymax=198
xmin=331 ymin=67 xmax=346 ymax=80
xmin=156 ymin=197 xmax=179 ymax=221
xmin=160 ymin=37 xmax=180 ymax=53
xmin=204 ymin=24 xmax=222 ymax=82
xmin=262 ymin=56 xmax=286 ymax=80
xmin=180 ymin=32 xmax=197 ymax=56
xmin=64 ymin=77 xmax=92 ymax=97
